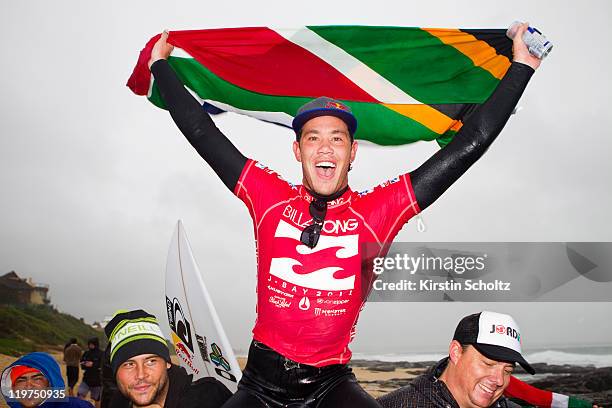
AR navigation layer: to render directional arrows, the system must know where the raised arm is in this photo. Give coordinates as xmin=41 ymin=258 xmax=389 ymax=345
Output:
xmin=411 ymin=23 xmax=540 ymax=210
xmin=148 ymin=31 xmax=248 ymax=191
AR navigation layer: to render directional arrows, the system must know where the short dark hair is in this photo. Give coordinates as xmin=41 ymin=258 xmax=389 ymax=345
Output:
xmin=296 ymin=127 xmax=355 ymax=143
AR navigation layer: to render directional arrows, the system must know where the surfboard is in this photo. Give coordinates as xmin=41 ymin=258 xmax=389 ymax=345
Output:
xmin=164 ymin=220 xmax=242 ymax=392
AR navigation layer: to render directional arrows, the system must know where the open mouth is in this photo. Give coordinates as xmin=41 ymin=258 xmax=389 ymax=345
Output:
xmin=477 ymin=383 xmax=496 ymax=397
xmin=315 ymin=161 xmax=336 ymax=179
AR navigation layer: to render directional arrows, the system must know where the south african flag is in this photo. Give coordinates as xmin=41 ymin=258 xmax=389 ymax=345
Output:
xmin=127 ymin=26 xmax=513 ymax=147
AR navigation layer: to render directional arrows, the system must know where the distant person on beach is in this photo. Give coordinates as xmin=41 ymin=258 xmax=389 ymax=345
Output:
xmin=105 ymin=309 xmax=232 ymax=408
xmin=1 ymin=351 xmax=93 ymax=407
xmin=378 ymin=311 xmax=534 ymax=408
xmin=78 ymin=338 xmax=103 ymax=408
xmin=99 ymin=346 xmax=116 ymax=408
xmin=63 ymin=339 xmax=82 ymax=397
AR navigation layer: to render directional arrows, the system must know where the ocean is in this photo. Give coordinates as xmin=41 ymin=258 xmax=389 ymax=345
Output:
xmin=352 ymin=345 xmax=612 ymax=368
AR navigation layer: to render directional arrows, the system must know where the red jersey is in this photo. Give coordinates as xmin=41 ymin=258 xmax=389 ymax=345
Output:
xmin=234 ymin=159 xmax=420 ymax=366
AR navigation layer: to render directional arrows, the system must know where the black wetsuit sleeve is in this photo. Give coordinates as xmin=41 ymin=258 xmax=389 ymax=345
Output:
xmin=410 ymin=62 xmax=535 ymax=211
xmin=150 ymin=59 xmax=248 ymax=191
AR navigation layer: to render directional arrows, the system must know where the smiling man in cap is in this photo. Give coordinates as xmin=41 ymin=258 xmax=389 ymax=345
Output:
xmin=378 ymin=311 xmax=534 ymax=408
xmin=290 ymin=96 xmax=358 ymax=199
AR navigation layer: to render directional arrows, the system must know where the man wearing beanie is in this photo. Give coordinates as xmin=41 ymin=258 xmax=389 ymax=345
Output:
xmin=104 ymin=309 xmax=231 ymax=408
xmin=378 ymin=311 xmax=534 ymax=408
xmin=1 ymin=351 xmax=93 ymax=407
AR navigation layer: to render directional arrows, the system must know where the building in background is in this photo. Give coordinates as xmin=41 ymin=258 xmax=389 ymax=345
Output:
xmin=0 ymin=271 xmax=49 ymax=305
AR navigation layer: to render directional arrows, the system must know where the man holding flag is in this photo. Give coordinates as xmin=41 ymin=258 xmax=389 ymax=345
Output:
xmin=143 ymin=22 xmax=540 ymax=407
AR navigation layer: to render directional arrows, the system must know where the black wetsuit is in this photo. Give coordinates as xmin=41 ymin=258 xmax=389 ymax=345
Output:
xmin=150 ymin=59 xmax=534 ymax=408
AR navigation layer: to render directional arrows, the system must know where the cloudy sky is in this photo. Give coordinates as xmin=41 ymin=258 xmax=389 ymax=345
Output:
xmin=1 ymin=0 xmax=611 ymax=355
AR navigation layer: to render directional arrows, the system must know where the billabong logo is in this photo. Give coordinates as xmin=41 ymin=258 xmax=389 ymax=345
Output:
xmin=490 ymin=324 xmax=521 ymax=342
xmin=269 ymin=220 xmax=358 ymax=291
xmin=283 ymin=204 xmax=357 ymax=233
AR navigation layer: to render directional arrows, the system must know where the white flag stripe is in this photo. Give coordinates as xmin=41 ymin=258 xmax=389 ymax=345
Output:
xmin=551 ymin=393 xmax=570 ymax=408
xmin=170 ymin=47 xmax=193 ymax=59
xmin=178 ymin=84 xmax=294 ymax=126
xmin=273 ymin=27 xmax=423 ymax=105
xmin=204 ymin=100 xmax=294 ymax=126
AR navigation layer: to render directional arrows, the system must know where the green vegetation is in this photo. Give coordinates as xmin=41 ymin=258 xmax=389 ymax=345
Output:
xmin=0 ymin=304 xmax=103 ymax=356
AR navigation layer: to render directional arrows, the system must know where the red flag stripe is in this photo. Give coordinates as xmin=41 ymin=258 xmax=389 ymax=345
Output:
xmin=127 ymin=34 xmax=160 ymax=96
xmin=165 ymin=28 xmax=377 ymax=102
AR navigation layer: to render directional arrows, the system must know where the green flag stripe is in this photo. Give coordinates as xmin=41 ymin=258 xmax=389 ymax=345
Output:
xmin=307 ymin=25 xmax=501 ymax=104
xmin=148 ymin=56 xmax=446 ymax=145
xmin=568 ymin=396 xmax=593 ymax=408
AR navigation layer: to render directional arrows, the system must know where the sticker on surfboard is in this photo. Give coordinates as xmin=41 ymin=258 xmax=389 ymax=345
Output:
xmin=165 ymin=220 xmax=242 ymax=391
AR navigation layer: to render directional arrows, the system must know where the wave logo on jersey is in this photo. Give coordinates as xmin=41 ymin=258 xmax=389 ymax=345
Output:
xmin=269 ymin=220 xmax=358 ymax=291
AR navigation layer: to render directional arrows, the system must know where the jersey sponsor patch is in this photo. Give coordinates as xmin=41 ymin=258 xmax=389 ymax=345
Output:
xmin=268 ymin=220 xmax=358 ymax=291
xmin=253 ymin=161 xmax=295 ymax=188
xmin=379 ymin=176 xmax=400 ymax=188
xmin=357 ymin=188 xmax=374 ymax=197
xmin=358 ymin=175 xmax=402 ymax=197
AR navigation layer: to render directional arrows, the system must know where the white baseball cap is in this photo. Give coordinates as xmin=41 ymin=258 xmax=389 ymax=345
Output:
xmin=453 ymin=311 xmax=535 ymax=374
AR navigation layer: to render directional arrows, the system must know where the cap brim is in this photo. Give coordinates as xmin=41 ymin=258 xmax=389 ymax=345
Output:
xmin=473 ymin=343 xmax=535 ymax=375
xmin=292 ymin=108 xmax=357 ymax=136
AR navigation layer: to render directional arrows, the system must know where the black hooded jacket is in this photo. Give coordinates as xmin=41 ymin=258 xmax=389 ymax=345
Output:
xmin=81 ymin=338 xmax=104 ymax=387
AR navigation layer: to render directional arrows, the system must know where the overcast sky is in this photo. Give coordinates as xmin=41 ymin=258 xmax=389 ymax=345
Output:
xmin=1 ymin=0 xmax=611 ymax=355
